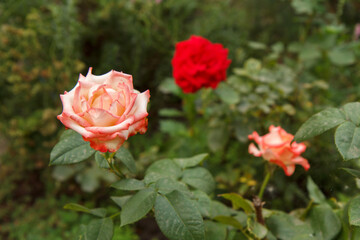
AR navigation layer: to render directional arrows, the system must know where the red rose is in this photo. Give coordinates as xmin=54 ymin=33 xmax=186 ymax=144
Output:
xmin=248 ymin=125 xmax=310 ymax=176
xmin=171 ymin=35 xmax=231 ymax=93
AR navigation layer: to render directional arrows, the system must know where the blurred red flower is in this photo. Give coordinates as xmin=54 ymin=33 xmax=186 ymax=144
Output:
xmin=171 ymin=35 xmax=231 ymax=93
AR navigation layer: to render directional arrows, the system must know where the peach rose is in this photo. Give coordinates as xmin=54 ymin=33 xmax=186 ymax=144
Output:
xmin=248 ymin=125 xmax=309 ymax=176
xmin=57 ymin=68 xmax=150 ymax=152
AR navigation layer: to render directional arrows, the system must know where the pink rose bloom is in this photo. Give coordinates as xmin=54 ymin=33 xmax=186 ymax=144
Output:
xmin=57 ymin=68 xmax=150 ymax=152
xmin=248 ymin=125 xmax=309 ymax=176
xmin=354 ymin=24 xmax=360 ymax=40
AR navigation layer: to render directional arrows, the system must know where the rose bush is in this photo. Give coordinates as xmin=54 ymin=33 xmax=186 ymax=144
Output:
xmin=57 ymin=68 xmax=150 ymax=152
xmin=248 ymin=125 xmax=310 ymax=176
xmin=171 ymin=35 xmax=231 ymax=93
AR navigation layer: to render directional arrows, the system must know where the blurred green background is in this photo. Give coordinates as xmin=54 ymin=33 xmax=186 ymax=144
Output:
xmin=1 ymin=0 xmax=360 ymax=239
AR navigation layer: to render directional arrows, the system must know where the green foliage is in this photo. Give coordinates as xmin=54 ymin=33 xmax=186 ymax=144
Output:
xmin=294 ymin=108 xmax=346 ymax=142
xmin=154 ymin=190 xmax=205 ymax=240
xmin=115 ymin=147 xmax=137 ymax=174
xmin=84 ymin=218 xmax=114 ymax=240
xmin=50 ymin=130 xmax=95 ymax=165
xmin=63 ymin=203 xmax=107 ymax=218
xmin=120 ymin=188 xmax=157 ymax=227
xmin=3 ymin=0 xmax=360 ymax=239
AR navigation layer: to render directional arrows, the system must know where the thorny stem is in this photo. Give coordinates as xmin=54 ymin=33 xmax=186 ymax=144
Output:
xmin=253 ymin=196 xmax=265 ymax=226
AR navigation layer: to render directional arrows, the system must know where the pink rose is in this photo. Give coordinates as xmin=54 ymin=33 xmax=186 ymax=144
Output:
xmin=248 ymin=125 xmax=309 ymax=176
xmin=57 ymin=68 xmax=150 ymax=152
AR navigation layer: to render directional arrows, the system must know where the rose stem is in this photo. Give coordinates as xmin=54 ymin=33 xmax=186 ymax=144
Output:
xmin=258 ymin=170 xmax=271 ymax=200
xmin=104 ymin=152 xmax=125 ymax=178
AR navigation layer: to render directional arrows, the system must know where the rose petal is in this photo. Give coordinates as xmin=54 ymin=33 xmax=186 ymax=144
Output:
xmin=128 ymin=90 xmax=150 ymax=122
xmin=84 ymin=115 xmax=135 ymax=134
xmin=82 ymin=108 xmax=120 ymax=127
xmin=248 ymin=143 xmax=262 ymax=157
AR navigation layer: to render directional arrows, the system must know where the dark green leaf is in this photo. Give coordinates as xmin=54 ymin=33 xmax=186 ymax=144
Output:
xmin=63 ymin=203 xmax=106 ymax=218
xmin=335 ymin=122 xmax=360 ymax=160
xmin=204 ymin=220 xmax=227 ymax=240
xmin=182 ymin=167 xmax=215 ymax=194
xmin=294 ymin=108 xmax=345 ymax=142
xmin=115 ymin=147 xmax=136 ymax=173
xmin=192 ymin=190 xmax=211 ymax=218
xmin=120 ymin=188 xmax=156 ymax=226
xmin=219 ymin=193 xmax=254 ymax=214
xmin=210 ymin=201 xmax=232 ymax=218
xmin=111 ymin=179 xmax=145 ymax=191
xmin=95 ymin=152 xmax=110 ymax=169
xmin=155 ymin=178 xmax=190 ymax=195
xmin=50 ymin=130 xmax=95 ymax=165
xmin=144 ymin=159 xmax=182 ymax=185
xmin=307 ymin=176 xmax=326 ymax=204
xmin=173 ymin=153 xmax=208 ymax=169
xmin=266 ymin=212 xmax=316 ymax=240
xmin=110 ymin=195 xmax=131 ymax=208
xmin=155 ymin=190 xmax=205 ymax=240
xmin=342 ymin=102 xmax=360 ymax=126
xmin=342 ymin=168 xmax=360 ymax=178
xmin=86 ymin=218 xmax=113 ymax=240
xmin=309 ymin=204 xmax=341 ymax=240
xmin=247 ymin=218 xmax=268 ymax=239
xmin=349 ymin=196 xmax=360 ymax=226
xmin=213 ymin=216 xmax=243 ymax=229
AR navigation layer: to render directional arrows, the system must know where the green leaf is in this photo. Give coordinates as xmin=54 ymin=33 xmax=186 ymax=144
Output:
xmin=155 ymin=178 xmax=190 ymax=195
xmin=95 ymin=152 xmax=110 ymax=169
xmin=120 ymin=188 xmax=156 ymax=226
xmin=215 ymin=82 xmax=240 ymax=105
xmin=144 ymin=159 xmax=182 ymax=185
xmin=219 ymin=193 xmax=254 ymax=214
xmin=266 ymin=212 xmax=316 ymax=240
xmin=63 ymin=203 xmax=106 ymax=218
xmin=294 ymin=108 xmax=345 ymax=142
xmin=182 ymin=167 xmax=215 ymax=194
xmin=328 ymin=48 xmax=355 ymax=66
xmin=204 ymin=220 xmax=227 ymax=240
xmin=210 ymin=201 xmax=232 ymax=218
xmin=248 ymin=41 xmax=267 ymax=50
xmin=86 ymin=218 xmax=113 ymax=240
xmin=335 ymin=121 xmax=360 ymax=160
xmin=159 ymin=108 xmax=183 ymax=117
xmin=342 ymin=102 xmax=360 ymax=126
xmin=111 ymin=195 xmax=131 ymax=208
xmin=154 ymin=190 xmax=204 ymax=240
xmin=309 ymin=204 xmax=341 ymax=240
xmin=115 ymin=147 xmax=136 ymax=173
xmin=111 ymin=179 xmax=145 ymax=191
xmin=192 ymin=190 xmax=211 ymax=218
xmin=307 ymin=176 xmax=326 ymax=204
xmin=173 ymin=153 xmax=208 ymax=169
xmin=207 ymin=125 xmax=229 ymax=152
xmin=159 ymin=120 xmax=187 ymax=137
xmin=213 ymin=216 xmax=243 ymax=229
xmin=50 ymin=130 xmax=95 ymax=165
xmin=247 ymin=218 xmax=268 ymax=239
xmin=342 ymin=168 xmax=360 ymax=178
xmin=349 ymin=196 xmax=360 ymax=226
xmin=158 ymin=77 xmax=182 ymax=96
xmin=291 ymin=0 xmax=315 ymax=14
